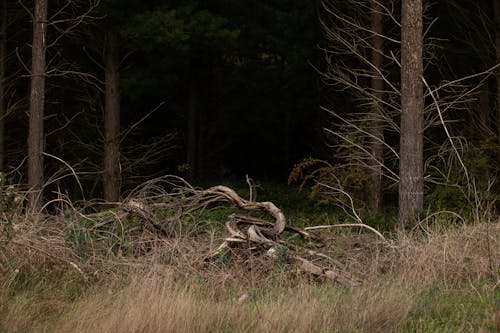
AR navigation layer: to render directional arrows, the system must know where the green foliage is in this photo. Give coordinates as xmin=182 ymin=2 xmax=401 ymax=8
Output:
xmin=289 ymin=158 xmax=368 ymax=210
xmin=178 ymin=206 xmax=237 ymax=236
xmin=425 ymin=140 xmax=499 ymax=216
xmin=121 ymin=9 xmax=188 ymax=52
xmin=121 ymin=2 xmax=239 ymax=53
xmin=361 ymin=211 xmax=398 ymax=233
xmin=64 ymin=209 xmax=89 ymax=256
xmin=274 ymin=244 xmax=289 ymax=266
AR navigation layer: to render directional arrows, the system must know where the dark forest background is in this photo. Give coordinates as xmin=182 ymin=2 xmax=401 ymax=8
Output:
xmin=0 ymin=0 xmax=498 ymax=214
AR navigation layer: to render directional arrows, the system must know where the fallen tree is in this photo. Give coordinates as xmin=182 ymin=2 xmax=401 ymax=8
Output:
xmin=49 ymin=175 xmax=387 ymax=284
xmin=6 ymin=175 xmax=389 ymax=285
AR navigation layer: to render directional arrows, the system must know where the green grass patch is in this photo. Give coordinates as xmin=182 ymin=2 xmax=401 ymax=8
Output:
xmin=402 ymin=282 xmax=500 ymax=332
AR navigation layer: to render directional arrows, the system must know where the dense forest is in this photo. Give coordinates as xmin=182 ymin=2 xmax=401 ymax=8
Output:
xmin=1 ymin=0 xmax=322 ymax=195
xmin=0 ymin=1 xmax=499 ymax=331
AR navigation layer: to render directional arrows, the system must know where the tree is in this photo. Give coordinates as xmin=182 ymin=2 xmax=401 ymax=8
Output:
xmin=27 ymin=0 xmax=48 ymax=212
xmin=318 ymin=0 xmax=493 ymax=223
xmin=121 ymin=2 xmax=239 ymax=178
xmin=103 ymin=27 xmax=121 ymax=202
xmin=399 ymin=0 xmax=424 ymax=226
xmin=367 ymin=0 xmax=385 ymax=214
xmin=0 ymin=0 xmax=6 ymax=172
xmin=23 ymin=0 xmax=100 ymax=208
xmin=319 ymin=0 xmax=400 ymax=212
xmin=118 ymin=0 xmax=319 ymax=180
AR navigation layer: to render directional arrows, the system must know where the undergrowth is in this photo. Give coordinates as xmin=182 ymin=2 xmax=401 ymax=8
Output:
xmin=0 ymin=211 xmax=498 ymax=332
xmin=0 ymin=177 xmax=498 ymax=332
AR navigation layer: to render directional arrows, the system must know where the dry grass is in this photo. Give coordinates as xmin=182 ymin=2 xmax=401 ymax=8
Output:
xmin=51 ymin=272 xmax=417 ymax=333
xmin=0 ymin=214 xmax=499 ymax=332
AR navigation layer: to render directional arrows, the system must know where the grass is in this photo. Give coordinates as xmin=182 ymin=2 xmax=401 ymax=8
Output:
xmin=403 ymin=284 xmax=500 ymax=332
xmin=0 ymin=182 xmax=498 ymax=332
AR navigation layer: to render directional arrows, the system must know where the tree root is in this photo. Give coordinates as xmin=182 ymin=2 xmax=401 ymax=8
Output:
xmin=77 ymin=175 xmax=373 ymax=285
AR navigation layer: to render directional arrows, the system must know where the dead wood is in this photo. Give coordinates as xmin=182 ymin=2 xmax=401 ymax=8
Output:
xmin=74 ymin=175 xmax=366 ymax=285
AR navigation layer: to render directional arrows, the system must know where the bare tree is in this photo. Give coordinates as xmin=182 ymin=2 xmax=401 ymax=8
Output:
xmin=319 ymin=0 xmax=497 ymax=227
xmin=21 ymin=0 xmax=101 ymax=210
xmin=367 ymin=0 xmax=385 ymax=214
xmin=320 ymin=0 xmax=401 ymax=210
xmin=398 ymin=0 xmax=424 ymax=226
xmin=103 ymin=27 xmax=121 ymax=202
xmin=27 ymin=0 xmax=48 ymax=212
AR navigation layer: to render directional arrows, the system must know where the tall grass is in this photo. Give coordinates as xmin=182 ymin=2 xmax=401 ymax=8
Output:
xmin=1 ymin=214 xmax=499 ymax=332
xmin=52 ymin=272 xmax=418 ymax=333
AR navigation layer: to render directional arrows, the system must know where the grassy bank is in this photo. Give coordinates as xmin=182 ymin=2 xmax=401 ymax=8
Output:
xmin=1 ymin=210 xmax=499 ymax=332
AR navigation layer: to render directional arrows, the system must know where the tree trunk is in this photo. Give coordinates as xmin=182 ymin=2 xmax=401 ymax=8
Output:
xmin=103 ymin=28 xmax=121 ymax=202
xmin=187 ymin=64 xmax=198 ymax=177
xmin=494 ymin=0 xmax=500 ymax=145
xmin=367 ymin=0 xmax=385 ymax=214
xmin=478 ymin=81 xmax=491 ymax=137
xmin=0 ymin=0 xmax=6 ymax=172
xmin=28 ymin=0 xmax=47 ymax=212
xmin=399 ymin=0 xmax=424 ymax=227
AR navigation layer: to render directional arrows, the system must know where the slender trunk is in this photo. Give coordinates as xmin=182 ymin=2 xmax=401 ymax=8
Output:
xmin=0 ymin=0 xmax=6 ymax=172
xmin=399 ymin=0 xmax=424 ymax=227
xmin=187 ymin=65 xmax=198 ymax=177
xmin=478 ymin=81 xmax=491 ymax=136
xmin=367 ymin=0 xmax=385 ymax=214
xmin=494 ymin=0 xmax=500 ymax=145
xmin=103 ymin=29 xmax=121 ymax=202
xmin=28 ymin=0 xmax=47 ymax=212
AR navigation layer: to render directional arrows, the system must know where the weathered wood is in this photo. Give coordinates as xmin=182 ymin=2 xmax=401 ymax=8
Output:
xmin=75 ymin=176 xmax=365 ymax=286
xmin=203 ymin=185 xmax=286 ymax=235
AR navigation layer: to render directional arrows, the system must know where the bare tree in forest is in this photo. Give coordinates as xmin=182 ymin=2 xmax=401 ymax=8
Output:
xmin=398 ymin=0 xmax=423 ymax=226
xmin=24 ymin=0 xmax=101 ymax=210
xmin=367 ymin=0 xmax=385 ymax=214
xmin=103 ymin=28 xmax=121 ymax=202
xmin=318 ymin=0 xmax=496 ymax=227
xmin=0 ymin=0 xmax=6 ymax=172
xmin=319 ymin=0 xmax=400 ymax=212
xmin=27 ymin=0 xmax=48 ymax=212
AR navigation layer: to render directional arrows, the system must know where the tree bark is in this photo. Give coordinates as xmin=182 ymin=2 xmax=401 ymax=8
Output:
xmin=0 ymin=0 xmax=6 ymax=172
xmin=367 ymin=0 xmax=385 ymax=214
xmin=28 ymin=0 xmax=47 ymax=212
xmin=399 ymin=0 xmax=424 ymax=227
xmin=103 ymin=28 xmax=121 ymax=202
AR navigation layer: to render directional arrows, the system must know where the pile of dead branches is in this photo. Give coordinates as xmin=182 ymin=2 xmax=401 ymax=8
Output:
xmin=73 ymin=175 xmax=386 ymax=284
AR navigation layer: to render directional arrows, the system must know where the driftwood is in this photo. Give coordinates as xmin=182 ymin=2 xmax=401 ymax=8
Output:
xmin=84 ymin=176 xmax=289 ymax=243
xmin=77 ymin=176 xmax=366 ymax=284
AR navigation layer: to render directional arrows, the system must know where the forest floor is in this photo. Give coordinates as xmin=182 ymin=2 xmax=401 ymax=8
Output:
xmin=0 ymin=181 xmax=499 ymax=332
